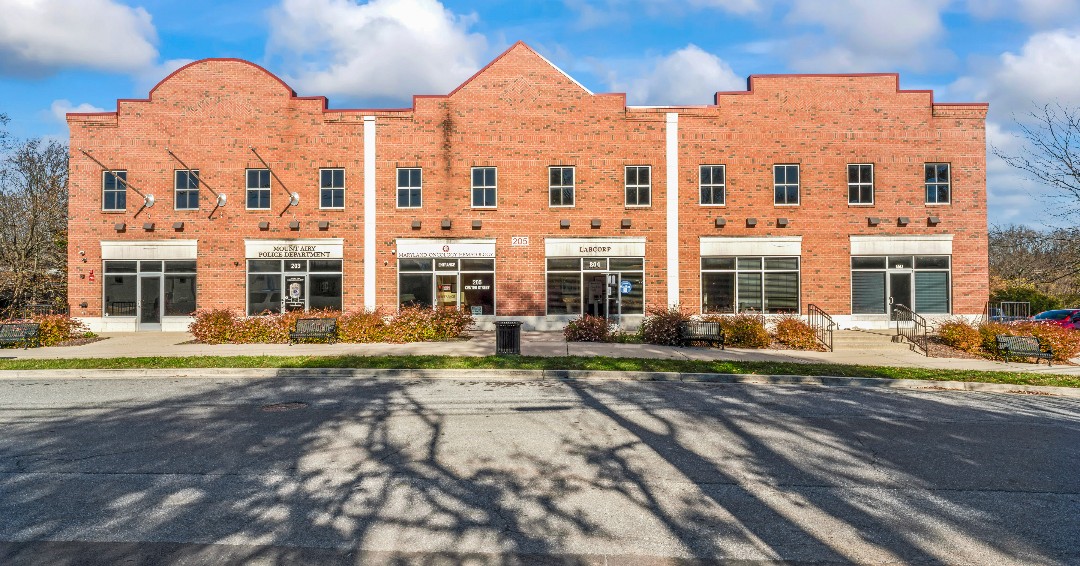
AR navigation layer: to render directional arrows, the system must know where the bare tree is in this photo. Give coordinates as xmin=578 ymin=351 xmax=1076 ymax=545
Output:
xmin=994 ymin=104 xmax=1080 ymax=216
xmin=0 ymin=135 xmax=69 ymax=315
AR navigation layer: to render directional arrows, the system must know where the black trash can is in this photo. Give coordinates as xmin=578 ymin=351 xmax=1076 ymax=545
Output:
xmin=495 ymin=321 xmax=523 ymax=355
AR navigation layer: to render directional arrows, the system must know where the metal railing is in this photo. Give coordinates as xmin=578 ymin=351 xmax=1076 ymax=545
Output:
xmin=892 ymin=304 xmax=928 ymax=356
xmin=983 ymin=301 xmax=1030 ymax=323
xmin=805 ymin=304 xmax=835 ymax=352
xmin=6 ymin=303 xmax=69 ymax=320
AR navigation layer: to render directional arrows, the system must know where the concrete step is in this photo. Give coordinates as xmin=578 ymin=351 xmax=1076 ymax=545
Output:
xmin=831 ymin=330 xmax=912 ymax=350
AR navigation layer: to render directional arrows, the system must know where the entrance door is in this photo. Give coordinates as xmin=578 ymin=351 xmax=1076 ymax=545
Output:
xmin=604 ymin=272 xmax=622 ymax=322
xmin=889 ymin=272 xmax=912 ymax=320
xmin=436 ymin=274 xmax=458 ymax=309
xmin=139 ymin=276 xmax=161 ymax=331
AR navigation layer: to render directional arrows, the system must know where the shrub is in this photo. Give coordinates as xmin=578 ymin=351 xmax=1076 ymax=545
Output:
xmin=188 ymin=309 xmax=238 ymax=344
xmin=990 ymin=284 xmax=1061 ymax=316
xmin=641 ymin=305 xmax=689 ymax=346
xmin=1011 ymin=321 xmax=1080 ymax=363
xmin=337 ymin=309 xmax=390 ymax=342
xmin=937 ymin=317 xmax=982 ymax=353
xmin=189 ymin=306 xmax=475 ymax=344
xmin=704 ymin=313 xmax=771 ymax=348
xmin=28 ymin=314 xmax=91 ymax=347
xmin=978 ymin=321 xmax=1012 ymax=358
xmin=564 ymin=314 xmax=611 ymax=342
xmin=771 ymin=314 xmax=823 ymax=351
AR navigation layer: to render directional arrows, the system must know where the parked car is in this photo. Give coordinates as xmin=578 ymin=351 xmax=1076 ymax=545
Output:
xmin=1029 ymin=308 xmax=1080 ymax=329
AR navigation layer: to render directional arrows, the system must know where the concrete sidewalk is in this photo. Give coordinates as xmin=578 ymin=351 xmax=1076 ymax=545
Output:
xmin=3 ymin=330 xmax=1079 ymax=375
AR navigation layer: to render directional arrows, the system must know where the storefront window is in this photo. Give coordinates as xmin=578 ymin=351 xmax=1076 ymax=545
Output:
xmin=104 ymin=260 xmax=197 ymax=317
xmin=851 ymin=255 xmax=950 ymax=315
xmin=397 ymin=257 xmax=494 ymax=314
xmin=702 ymin=256 xmax=800 ymax=314
xmin=545 ymin=256 xmax=644 ymax=316
xmin=104 ymin=261 xmax=137 ymax=316
xmin=247 ymin=259 xmax=342 ymax=315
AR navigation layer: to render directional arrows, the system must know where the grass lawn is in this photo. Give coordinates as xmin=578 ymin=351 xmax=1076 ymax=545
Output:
xmin=0 ymin=355 xmax=1077 ymax=389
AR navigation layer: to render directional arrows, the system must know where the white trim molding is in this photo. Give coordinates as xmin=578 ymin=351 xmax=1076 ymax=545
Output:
xmin=850 ymin=234 xmax=953 ymax=255
xmin=101 ymin=240 xmax=198 ymax=260
xmin=700 ymin=236 xmax=802 ymax=257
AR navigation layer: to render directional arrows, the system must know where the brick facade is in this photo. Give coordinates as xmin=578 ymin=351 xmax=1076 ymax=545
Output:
xmin=67 ymin=42 xmax=988 ymax=331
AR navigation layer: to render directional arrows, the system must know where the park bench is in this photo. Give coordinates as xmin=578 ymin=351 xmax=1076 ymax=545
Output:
xmin=995 ymin=334 xmax=1054 ymax=366
xmin=0 ymin=322 xmax=41 ymax=349
xmin=678 ymin=321 xmax=724 ymax=349
xmin=289 ymin=317 xmax=338 ymax=345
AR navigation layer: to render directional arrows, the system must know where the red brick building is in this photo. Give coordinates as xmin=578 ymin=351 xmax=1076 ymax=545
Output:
xmin=66 ymin=42 xmax=988 ymax=332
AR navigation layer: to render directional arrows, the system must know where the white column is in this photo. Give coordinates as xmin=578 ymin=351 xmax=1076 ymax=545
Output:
xmin=666 ymin=112 xmax=679 ymax=308
xmin=363 ymin=116 xmax=376 ymax=310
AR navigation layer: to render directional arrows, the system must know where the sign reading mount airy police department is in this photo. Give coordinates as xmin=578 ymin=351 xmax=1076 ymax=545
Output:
xmin=245 ymin=239 xmax=344 ymax=259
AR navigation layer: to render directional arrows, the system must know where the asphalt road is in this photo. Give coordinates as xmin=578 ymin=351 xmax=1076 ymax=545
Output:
xmin=1 ymin=373 xmax=1078 ymax=565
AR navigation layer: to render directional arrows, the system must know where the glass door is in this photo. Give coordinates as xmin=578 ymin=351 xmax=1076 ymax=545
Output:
xmin=138 ymin=276 xmax=161 ymax=331
xmin=604 ymin=272 xmax=622 ymax=321
xmin=889 ymin=272 xmax=912 ymax=320
xmin=436 ymin=274 xmax=458 ymax=309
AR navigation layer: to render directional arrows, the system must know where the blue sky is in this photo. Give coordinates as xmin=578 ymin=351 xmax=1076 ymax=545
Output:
xmin=2 ymin=0 xmax=1080 ymax=228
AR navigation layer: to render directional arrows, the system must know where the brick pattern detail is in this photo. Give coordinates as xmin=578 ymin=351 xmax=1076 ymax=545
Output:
xmin=67 ymin=43 xmax=989 ymax=320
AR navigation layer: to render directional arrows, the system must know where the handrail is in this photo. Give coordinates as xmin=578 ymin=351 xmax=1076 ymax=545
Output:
xmin=892 ymin=304 xmax=928 ymax=356
xmin=805 ymin=304 xmax=834 ymax=352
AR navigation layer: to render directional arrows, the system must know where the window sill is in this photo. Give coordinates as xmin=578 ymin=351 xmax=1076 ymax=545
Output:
xmin=699 ymin=203 xmax=727 ymax=207
xmin=101 ymin=209 xmax=127 ymax=214
xmin=925 ymin=202 xmax=952 ymax=206
xmin=847 ymin=203 xmax=875 ymax=207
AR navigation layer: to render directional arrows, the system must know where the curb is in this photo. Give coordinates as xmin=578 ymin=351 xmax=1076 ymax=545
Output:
xmin=0 ymin=367 xmax=1077 ymax=397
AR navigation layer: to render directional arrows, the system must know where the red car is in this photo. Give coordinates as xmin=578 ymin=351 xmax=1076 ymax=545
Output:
xmin=1030 ymin=309 xmax=1080 ymax=329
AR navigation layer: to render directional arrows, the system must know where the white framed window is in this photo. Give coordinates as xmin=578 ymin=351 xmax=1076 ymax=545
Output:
xmin=625 ymin=165 xmax=651 ymax=207
xmin=700 ymin=165 xmax=726 ymax=206
xmin=246 ymin=169 xmax=271 ymax=210
xmin=851 ymin=255 xmax=951 ymax=315
xmin=549 ymin=166 xmax=575 ymax=207
xmin=701 ymin=256 xmax=800 ymax=314
xmin=847 ymin=164 xmax=873 ymax=205
xmin=320 ymin=168 xmax=344 ymax=209
xmin=471 ymin=167 xmax=496 ymax=208
xmin=774 ymin=164 xmax=799 ymax=205
xmin=102 ymin=170 xmax=127 ymax=211
xmin=925 ymin=163 xmax=950 ymax=204
xmin=174 ymin=170 xmax=199 ymax=210
xmin=397 ymin=168 xmax=422 ymax=208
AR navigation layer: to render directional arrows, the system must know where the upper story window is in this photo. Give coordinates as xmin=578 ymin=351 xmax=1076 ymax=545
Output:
xmin=472 ymin=167 xmax=496 ymax=208
xmin=320 ymin=168 xmax=344 ymax=209
xmin=847 ymin=164 xmax=874 ymax=205
xmin=174 ymin=170 xmax=199 ymax=210
xmin=102 ymin=170 xmax=127 ymax=211
xmin=774 ymin=164 xmax=799 ymax=205
xmin=549 ymin=166 xmax=575 ymax=207
xmin=397 ymin=168 xmax=422 ymax=208
xmin=925 ymin=163 xmax=950 ymax=204
xmin=700 ymin=165 xmax=726 ymax=206
xmin=247 ymin=169 xmax=270 ymax=210
xmin=625 ymin=165 xmax=651 ymax=207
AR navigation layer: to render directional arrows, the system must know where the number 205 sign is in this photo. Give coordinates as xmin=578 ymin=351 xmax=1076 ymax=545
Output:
xmin=511 ymin=236 xmax=530 ymax=247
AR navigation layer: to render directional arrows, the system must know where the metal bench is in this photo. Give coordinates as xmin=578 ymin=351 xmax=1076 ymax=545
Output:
xmin=996 ymin=334 xmax=1054 ymax=366
xmin=289 ymin=317 xmax=338 ymax=345
xmin=0 ymin=322 xmax=42 ymax=349
xmin=678 ymin=321 xmax=724 ymax=348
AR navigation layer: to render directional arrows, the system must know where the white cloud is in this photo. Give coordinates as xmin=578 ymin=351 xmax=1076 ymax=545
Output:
xmin=966 ymin=0 xmax=1080 ymax=26
xmin=266 ymin=0 xmax=487 ymax=102
xmin=0 ymin=0 xmax=157 ymax=76
xmin=784 ymin=0 xmax=951 ymax=72
xmin=988 ymin=29 xmax=1080 ymax=115
xmin=620 ymin=45 xmax=744 ymax=105
xmin=50 ymin=100 xmax=106 ymax=123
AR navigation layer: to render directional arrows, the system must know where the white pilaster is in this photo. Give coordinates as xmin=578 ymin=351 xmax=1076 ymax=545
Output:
xmin=363 ymin=116 xmax=376 ymax=310
xmin=665 ymin=112 xmax=679 ymax=308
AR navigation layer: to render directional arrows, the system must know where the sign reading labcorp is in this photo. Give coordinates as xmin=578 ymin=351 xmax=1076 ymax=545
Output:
xmin=396 ymin=239 xmax=496 ymax=259
xmin=246 ymin=239 xmax=344 ymax=259
xmin=545 ymin=237 xmax=646 ymax=257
